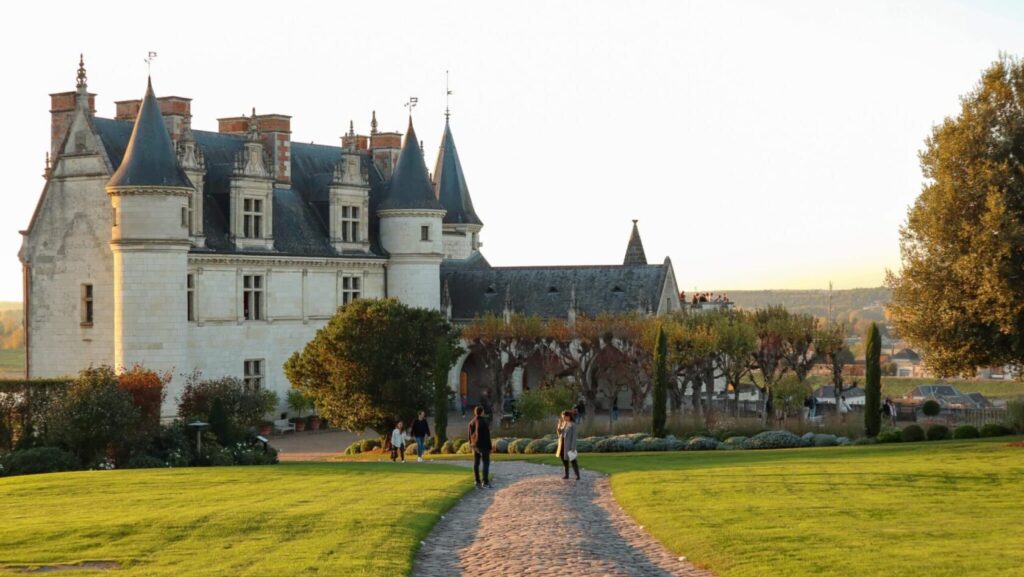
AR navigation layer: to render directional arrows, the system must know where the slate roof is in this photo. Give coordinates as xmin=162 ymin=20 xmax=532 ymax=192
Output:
xmin=106 ymin=79 xmax=192 ymax=190
xmin=441 ymin=262 xmax=671 ymax=321
xmin=433 ymin=121 xmax=482 ymax=225
xmin=623 ymin=220 xmax=648 ymax=266
xmin=379 ymin=119 xmax=445 ymax=212
xmin=93 ymin=117 xmax=388 ymax=259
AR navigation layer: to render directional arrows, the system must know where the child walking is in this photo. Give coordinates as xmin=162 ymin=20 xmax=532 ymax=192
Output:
xmin=390 ymin=421 xmax=406 ymax=462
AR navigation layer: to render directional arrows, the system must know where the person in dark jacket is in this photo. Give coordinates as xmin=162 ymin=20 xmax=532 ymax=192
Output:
xmin=556 ymin=410 xmax=580 ymax=480
xmin=468 ymin=406 xmax=492 ymax=488
xmin=410 ymin=410 xmax=431 ymax=462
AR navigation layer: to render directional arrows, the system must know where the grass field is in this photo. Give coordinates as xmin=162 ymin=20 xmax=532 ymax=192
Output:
xmin=0 ymin=462 xmax=471 ymax=576
xmin=0 ymin=348 xmax=24 ymax=378
xmin=581 ymin=440 xmax=1024 ymax=577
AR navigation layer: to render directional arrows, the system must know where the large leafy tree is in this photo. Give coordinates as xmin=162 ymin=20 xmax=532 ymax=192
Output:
xmin=284 ymin=299 xmax=459 ymax=436
xmin=888 ymin=56 xmax=1024 ymax=375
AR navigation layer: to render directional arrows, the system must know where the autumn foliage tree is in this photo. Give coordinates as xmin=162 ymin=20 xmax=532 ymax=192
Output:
xmin=888 ymin=56 xmax=1024 ymax=375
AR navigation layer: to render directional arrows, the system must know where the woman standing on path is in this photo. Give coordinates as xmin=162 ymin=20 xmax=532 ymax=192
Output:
xmin=556 ymin=410 xmax=580 ymax=480
xmin=410 ymin=410 xmax=431 ymax=462
xmin=390 ymin=421 xmax=407 ymax=462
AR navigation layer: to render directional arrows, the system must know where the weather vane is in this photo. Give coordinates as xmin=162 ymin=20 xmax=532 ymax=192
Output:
xmin=445 ymin=70 xmax=453 ymax=120
xmin=144 ymin=51 xmax=158 ymax=75
xmin=404 ymin=96 xmax=418 ymax=116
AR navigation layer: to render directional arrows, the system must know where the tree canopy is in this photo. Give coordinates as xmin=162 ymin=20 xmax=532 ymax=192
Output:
xmin=284 ymin=299 xmax=460 ymax=435
xmin=888 ymin=56 xmax=1024 ymax=375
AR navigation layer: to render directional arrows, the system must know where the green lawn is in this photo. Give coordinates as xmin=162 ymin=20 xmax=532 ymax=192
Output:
xmin=581 ymin=440 xmax=1024 ymax=577
xmin=0 ymin=462 xmax=471 ymax=576
xmin=0 ymin=348 xmax=24 ymax=377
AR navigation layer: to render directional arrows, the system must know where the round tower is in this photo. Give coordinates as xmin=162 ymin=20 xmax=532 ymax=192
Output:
xmin=432 ymin=117 xmax=484 ymax=260
xmin=106 ymin=78 xmax=193 ymax=415
xmin=378 ymin=118 xmax=446 ymax=309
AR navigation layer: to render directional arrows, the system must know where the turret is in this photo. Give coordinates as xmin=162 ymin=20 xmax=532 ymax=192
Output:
xmin=433 ymin=118 xmax=483 ymax=260
xmin=106 ymin=77 xmax=193 ymax=416
xmin=377 ymin=117 xmax=446 ymax=309
xmin=623 ymin=219 xmax=648 ymax=265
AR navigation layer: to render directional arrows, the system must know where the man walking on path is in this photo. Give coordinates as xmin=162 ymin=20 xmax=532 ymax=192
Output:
xmin=468 ymin=406 xmax=492 ymax=489
xmin=410 ymin=410 xmax=431 ymax=462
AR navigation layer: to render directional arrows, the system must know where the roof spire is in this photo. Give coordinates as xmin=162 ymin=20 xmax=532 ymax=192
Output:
xmin=623 ymin=219 xmax=648 ymax=266
xmin=379 ymin=115 xmax=445 ymax=212
xmin=432 ymin=120 xmax=483 ymax=225
xmin=75 ymin=53 xmax=87 ymax=90
xmin=370 ymin=110 xmax=378 ymax=135
xmin=347 ymin=120 xmax=355 ymax=137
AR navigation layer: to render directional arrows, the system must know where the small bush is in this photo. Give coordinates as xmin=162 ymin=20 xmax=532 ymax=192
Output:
xmin=812 ymin=434 xmax=839 ymax=447
xmin=719 ymin=436 xmax=750 ymax=450
xmin=595 ymin=437 xmax=635 ymax=453
xmin=636 ymin=437 xmax=669 ymax=452
xmin=685 ymin=436 xmax=721 ymax=451
xmin=457 ymin=441 xmax=474 ymax=454
xmin=0 ymin=447 xmax=78 ymax=477
xmin=953 ymin=425 xmax=980 ymax=439
xmin=493 ymin=438 xmax=512 ymax=454
xmin=836 ymin=437 xmax=852 ymax=446
xmin=507 ymin=438 xmax=531 ymax=454
xmin=877 ymin=427 xmax=902 ymax=443
xmin=664 ymin=437 xmax=686 ymax=451
xmin=901 ymin=424 xmax=925 ymax=442
xmin=524 ymin=439 xmax=553 ymax=454
xmin=921 ymin=400 xmax=941 ymax=417
xmin=451 ymin=438 xmax=467 ymax=451
xmin=359 ymin=438 xmax=381 ymax=452
xmin=980 ymin=423 xmax=1013 ymax=438
xmin=748 ymin=430 xmax=803 ymax=450
xmin=344 ymin=441 xmax=362 ymax=455
xmin=576 ymin=439 xmax=595 ymax=453
xmin=441 ymin=439 xmax=458 ymax=454
xmin=545 ymin=441 xmax=559 ymax=453
xmin=405 ymin=443 xmax=419 ymax=455
xmin=852 ymin=437 xmax=877 ymax=446
xmin=926 ymin=424 xmax=951 ymax=441
xmin=122 ymin=454 xmax=166 ymax=469
xmin=1008 ymin=400 xmax=1024 ymax=433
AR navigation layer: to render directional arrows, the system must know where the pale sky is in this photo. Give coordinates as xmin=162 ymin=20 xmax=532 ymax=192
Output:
xmin=2 ymin=0 xmax=1023 ymax=302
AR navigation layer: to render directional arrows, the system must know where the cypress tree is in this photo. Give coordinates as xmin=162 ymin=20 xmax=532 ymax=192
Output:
xmin=432 ymin=337 xmax=452 ymax=450
xmin=652 ymin=324 xmax=668 ymax=437
xmin=864 ymin=322 xmax=882 ymax=437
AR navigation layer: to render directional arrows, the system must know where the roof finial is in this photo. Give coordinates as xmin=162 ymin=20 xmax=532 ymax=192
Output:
xmin=370 ymin=110 xmax=378 ymax=135
xmin=144 ymin=51 xmax=157 ymax=77
xmin=246 ymin=108 xmax=260 ymax=141
xmin=43 ymin=152 xmax=52 ymax=180
xmin=75 ymin=53 xmax=87 ymax=89
xmin=348 ymin=120 xmax=355 ymax=137
xmin=404 ymin=96 xmax=419 ymax=119
xmin=445 ymin=70 xmax=452 ymax=122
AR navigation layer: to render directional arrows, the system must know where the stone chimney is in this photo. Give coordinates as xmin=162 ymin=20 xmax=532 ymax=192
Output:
xmin=49 ymin=91 xmax=95 ymax=159
xmin=217 ymin=111 xmax=292 ymax=186
xmin=116 ymin=96 xmax=192 ymax=142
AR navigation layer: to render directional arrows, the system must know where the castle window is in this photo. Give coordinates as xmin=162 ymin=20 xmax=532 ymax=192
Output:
xmin=186 ymin=193 xmax=195 ymax=233
xmin=187 ymin=274 xmax=195 ymax=322
xmin=80 ymin=284 xmax=94 ymax=326
xmin=421 ymin=225 xmax=430 ymax=241
xmin=341 ymin=206 xmax=360 ymax=242
xmin=243 ymin=359 xmax=264 ymax=391
xmin=243 ymin=198 xmax=263 ymax=238
xmin=181 ymin=206 xmax=188 ymax=228
xmin=112 ymin=208 xmax=118 ymax=227
xmin=342 ymin=275 xmax=361 ymax=305
xmin=243 ymin=275 xmax=264 ymax=320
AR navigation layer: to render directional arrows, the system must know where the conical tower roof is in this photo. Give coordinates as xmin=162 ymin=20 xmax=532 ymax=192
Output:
xmin=379 ymin=118 xmax=445 ymax=211
xmin=623 ymin=220 xmax=648 ymax=265
xmin=107 ymin=78 xmax=191 ymax=190
xmin=433 ymin=120 xmax=482 ymax=225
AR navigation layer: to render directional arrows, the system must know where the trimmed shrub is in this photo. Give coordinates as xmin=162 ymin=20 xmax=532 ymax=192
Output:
xmin=876 ymin=426 xmax=901 ymax=444
xmin=405 ymin=443 xmax=419 ymax=455
xmin=635 ymin=437 xmax=669 ymax=452
xmin=451 ymin=438 xmax=467 ymax=451
xmin=595 ymin=437 xmax=635 ymax=453
xmin=508 ymin=438 xmax=532 ymax=454
xmin=853 ymin=437 xmax=877 ymax=446
xmin=748 ymin=430 xmax=803 ymax=450
xmin=836 ymin=437 xmax=852 ymax=446
xmin=720 ymin=436 xmax=750 ymax=450
xmin=576 ymin=439 xmax=595 ymax=453
xmin=457 ymin=441 xmax=474 ymax=454
xmin=493 ymin=438 xmax=513 ymax=454
xmin=901 ymin=424 xmax=926 ymax=442
xmin=623 ymin=432 xmax=651 ymax=443
xmin=0 ymin=447 xmax=78 ymax=477
xmin=344 ymin=441 xmax=362 ymax=455
xmin=123 ymin=454 xmax=166 ymax=469
xmin=685 ymin=436 xmax=721 ymax=451
xmin=980 ymin=423 xmax=1013 ymax=438
xmin=953 ymin=425 xmax=980 ymax=439
xmin=926 ymin=424 xmax=951 ymax=441
xmin=664 ymin=437 xmax=686 ymax=451
xmin=46 ymin=366 xmax=140 ymax=465
xmin=525 ymin=439 xmax=553 ymax=454
xmin=359 ymin=438 xmax=381 ymax=452
xmin=544 ymin=441 xmax=558 ymax=453
xmin=441 ymin=439 xmax=458 ymax=454
xmin=812 ymin=434 xmax=839 ymax=447
xmin=921 ymin=400 xmax=941 ymax=417
xmin=230 ymin=443 xmax=278 ymax=466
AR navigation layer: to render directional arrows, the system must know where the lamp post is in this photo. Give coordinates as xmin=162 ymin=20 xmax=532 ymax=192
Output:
xmin=188 ymin=421 xmax=209 ymax=456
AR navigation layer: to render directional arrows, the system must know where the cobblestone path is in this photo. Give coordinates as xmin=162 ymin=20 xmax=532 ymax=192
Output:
xmin=414 ymin=461 xmax=716 ymax=577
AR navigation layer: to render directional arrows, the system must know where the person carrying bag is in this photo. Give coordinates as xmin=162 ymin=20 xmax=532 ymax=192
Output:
xmin=556 ymin=410 xmax=580 ymax=480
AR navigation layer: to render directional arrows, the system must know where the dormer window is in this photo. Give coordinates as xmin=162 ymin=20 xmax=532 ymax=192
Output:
xmin=611 ymin=285 xmax=624 ymax=293
xmin=243 ymin=198 xmax=263 ymax=238
xmin=341 ymin=206 xmax=360 ymax=242
xmin=485 ymin=284 xmax=497 ymax=295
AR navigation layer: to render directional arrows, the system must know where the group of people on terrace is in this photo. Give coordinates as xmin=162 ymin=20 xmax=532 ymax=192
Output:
xmin=681 ymin=291 xmax=731 ymax=305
